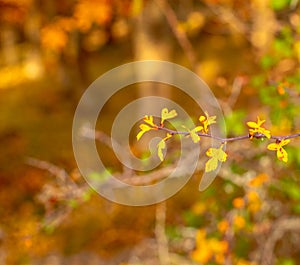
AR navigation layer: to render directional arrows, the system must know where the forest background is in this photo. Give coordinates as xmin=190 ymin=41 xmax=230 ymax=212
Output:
xmin=0 ymin=0 xmax=300 ymax=264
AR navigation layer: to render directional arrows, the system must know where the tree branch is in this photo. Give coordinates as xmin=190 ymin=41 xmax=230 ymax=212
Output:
xmin=157 ymin=126 xmax=300 ymax=143
xmin=260 ymin=217 xmax=300 ymax=264
xmin=155 ymin=0 xmax=198 ymax=70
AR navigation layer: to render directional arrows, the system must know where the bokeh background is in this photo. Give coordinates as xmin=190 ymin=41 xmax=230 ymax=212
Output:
xmin=0 ymin=0 xmax=300 ymax=264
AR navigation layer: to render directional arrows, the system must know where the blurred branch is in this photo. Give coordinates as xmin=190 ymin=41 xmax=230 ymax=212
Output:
xmin=121 ymin=167 xmax=174 ymax=185
xmin=220 ymin=76 xmax=244 ymax=115
xmin=260 ymin=217 xmax=300 ymax=264
xmin=82 ymin=128 xmax=202 ymax=185
xmin=155 ymin=0 xmax=198 ymax=70
xmin=290 ymin=0 xmax=300 ymax=9
xmin=206 ymin=5 xmax=248 ymax=36
xmin=227 ymin=77 xmax=243 ymax=109
xmin=26 ymin=157 xmax=71 ymax=186
xmin=80 ymin=126 xmax=133 ymax=176
xmin=25 ymin=157 xmax=88 ymax=228
xmin=155 ymin=202 xmax=170 ymax=265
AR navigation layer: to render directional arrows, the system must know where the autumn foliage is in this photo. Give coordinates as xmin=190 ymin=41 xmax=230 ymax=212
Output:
xmin=1 ymin=0 xmax=300 ymax=265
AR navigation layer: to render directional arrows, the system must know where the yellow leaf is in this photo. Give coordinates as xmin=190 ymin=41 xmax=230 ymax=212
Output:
xmin=190 ymin=126 xmax=203 ymax=143
xmin=246 ymin=121 xmax=259 ymax=128
xmin=260 ymin=128 xmax=271 ymax=139
xmin=205 ymin=157 xmax=218 ymax=172
xmin=160 ymin=108 xmax=177 ymax=125
xmin=247 ymin=117 xmax=265 ymax=128
xmin=136 ymin=124 xmax=152 ymax=140
xmin=277 ymin=148 xmax=288 ymax=162
xmin=164 ymin=133 xmax=173 ymax=141
xmin=157 ymin=139 xmax=166 ymax=161
xmin=294 ymin=40 xmax=300 ymax=63
xmin=206 ymin=146 xmax=227 ymax=162
xmin=199 ymin=111 xmax=216 ymax=133
xmin=280 ymin=139 xmax=290 ymax=146
xmin=205 ymin=145 xmax=227 ymax=172
xmin=156 ymin=133 xmax=173 ymax=161
xmin=247 ymin=116 xmax=271 ymax=139
xmin=143 ymin=115 xmax=157 ymax=127
xmin=218 ymin=152 xmax=227 ymax=162
xmin=267 ymin=143 xmax=278 ymax=150
xmin=190 ymin=132 xmax=200 ymax=143
xmin=267 ymin=139 xmax=290 ymax=162
xmin=233 ymin=215 xmax=246 ymax=229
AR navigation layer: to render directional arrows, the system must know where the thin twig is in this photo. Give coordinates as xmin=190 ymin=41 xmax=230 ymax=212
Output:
xmin=156 ymin=0 xmax=198 ymax=70
xmin=121 ymin=166 xmax=175 ymax=185
xmin=25 ymin=157 xmax=88 ymax=228
xmin=26 ymin=157 xmax=70 ymax=185
xmin=227 ymin=76 xmax=244 ymax=109
xmin=260 ymin=217 xmax=300 ymax=264
xmin=80 ymin=126 xmax=133 ymax=175
xmin=206 ymin=5 xmax=248 ymax=35
xmin=157 ymin=126 xmax=300 ymax=143
xmin=220 ymin=76 xmax=244 ymax=116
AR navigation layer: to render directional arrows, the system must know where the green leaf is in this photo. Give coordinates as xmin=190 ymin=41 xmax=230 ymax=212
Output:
xmin=271 ymin=0 xmax=290 ymax=10
xmin=280 ymin=180 xmax=300 ymax=200
xmin=277 ymin=258 xmax=295 ymax=265
xmin=82 ymin=188 xmax=94 ymax=202
xmin=43 ymin=224 xmax=55 ymax=234
xmin=292 ymin=204 xmax=300 ymax=214
xmin=224 ymin=110 xmax=246 ymax=136
xmin=88 ymin=170 xmax=111 ymax=183
xmin=68 ymin=199 xmax=78 ymax=209
xmin=260 ymin=55 xmax=276 ymax=69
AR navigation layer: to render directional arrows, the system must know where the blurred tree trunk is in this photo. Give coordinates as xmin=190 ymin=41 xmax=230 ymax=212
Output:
xmin=133 ymin=0 xmax=174 ymax=151
xmin=133 ymin=0 xmax=173 ymax=109
xmin=0 ymin=25 xmax=18 ymax=66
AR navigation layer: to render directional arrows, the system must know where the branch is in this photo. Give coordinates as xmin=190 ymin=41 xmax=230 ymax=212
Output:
xmin=155 ymin=0 xmax=198 ymax=70
xmin=260 ymin=217 xmax=300 ymax=264
xmin=80 ymin=126 xmax=134 ymax=176
xmin=155 ymin=202 xmax=170 ymax=265
xmin=157 ymin=126 xmax=300 ymax=143
xmin=25 ymin=157 xmax=89 ymax=228
xmin=26 ymin=157 xmax=71 ymax=185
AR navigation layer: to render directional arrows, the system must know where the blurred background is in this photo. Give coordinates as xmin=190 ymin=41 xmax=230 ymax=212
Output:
xmin=0 ymin=0 xmax=300 ymax=264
